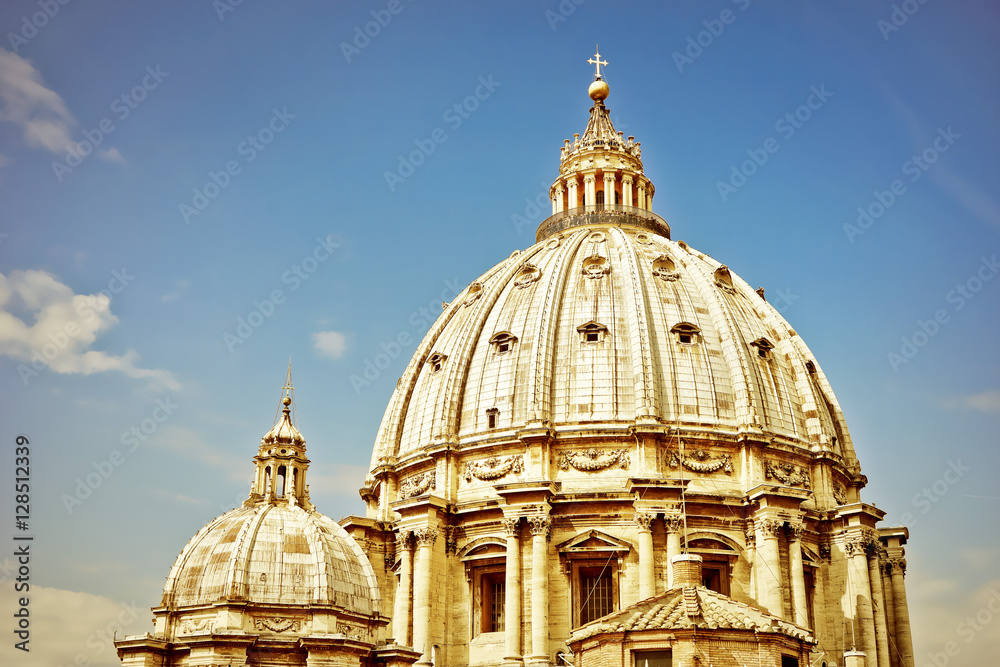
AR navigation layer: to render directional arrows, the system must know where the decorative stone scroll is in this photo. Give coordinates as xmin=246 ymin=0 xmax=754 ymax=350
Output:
xmin=179 ymin=618 xmax=213 ymax=635
xmin=514 ymin=264 xmax=541 ymax=289
xmin=444 ymin=526 xmax=462 ymax=555
xmin=558 ymin=448 xmax=630 ymax=472
xmin=765 ymin=460 xmax=811 ymax=488
xmin=337 ymin=623 xmax=373 ymax=640
xmin=743 ymin=520 xmax=755 ymax=547
xmin=254 ymin=616 xmax=301 ymax=633
xmin=833 ymin=482 xmax=847 ymax=505
xmin=398 ymin=471 xmax=435 ymax=499
xmin=463 ymin=454 xmax=524 ymax=482
xmin=665 ymin=448 xmax=733 ymax=474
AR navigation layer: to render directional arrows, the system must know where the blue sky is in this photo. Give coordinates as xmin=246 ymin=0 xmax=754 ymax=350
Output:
xmin=0 ymin=1 xmax=998 ymax=665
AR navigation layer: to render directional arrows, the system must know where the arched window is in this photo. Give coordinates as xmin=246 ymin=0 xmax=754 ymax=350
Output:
xmin=596 ymin=189 xmax=605 ymax=207
xmin=489 ymin=332 xmax=518 ymax=355
xmin=670 ymin=322 xmax=701 ymax=345
xmin=276 ymin=465 xmax=286 ymax=497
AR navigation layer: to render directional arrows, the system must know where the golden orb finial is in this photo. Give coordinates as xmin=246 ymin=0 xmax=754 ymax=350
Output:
xmin=589 ymin=79 xmax=610 ymax=101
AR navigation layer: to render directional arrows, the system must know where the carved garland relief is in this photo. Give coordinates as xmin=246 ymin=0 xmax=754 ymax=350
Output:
xmin=665 ymin=448 xmax=733 ymax=474
xmin=398 ymin=471 xmax=436 ymax=499
xmin=463 ymin=454 xmax=524 ymax=482
xmin=765 ymin=460 xmax=811 ymax=488
xmin=253 ymin=616 xmax=301 ymax=633
xmin=558 ymin=448 xmax=630 ymax=472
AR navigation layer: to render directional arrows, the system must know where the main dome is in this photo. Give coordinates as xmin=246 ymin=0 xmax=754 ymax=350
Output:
xmin=370 ymin=228 xmax=854 ymax=466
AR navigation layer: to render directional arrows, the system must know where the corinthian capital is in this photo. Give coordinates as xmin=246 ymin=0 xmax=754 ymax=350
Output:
xmin=634 ymin=512 xmax=654 ymax=531
xmin=413 ymin=527 xmax=438 ymax=547
xmin=501 ymin=516 xmax=521 ymax=537
xmin=664 ymin=514 xmax=683 ymax=533
xmin=527 ymin=515 xmax=551 ymax=538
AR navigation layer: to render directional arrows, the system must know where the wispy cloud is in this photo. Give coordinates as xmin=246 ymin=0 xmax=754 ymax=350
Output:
xmin=0 ymin=585 xmax=145 ymax=667
xmin=943 ymin=390 xmax=1000 ymax=413
xmin=313 ymin=330 xmax=347 ymax=359
xmin=99 ymin=146 xmax=126 ymax=164
xmin=149 ymin=425 xmax=247 ymax=481
xmin=0 ymin=269 xmax=179 ymax=389
xmin=0 ymin=48 xmax=75 ymax=154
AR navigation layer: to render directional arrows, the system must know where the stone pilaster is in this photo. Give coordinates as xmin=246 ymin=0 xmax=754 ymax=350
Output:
xmin=846 ymin=534 xmax=878 ymax=666
xmin=411 ymin=526 xmax=437 ymax=665
xmin=888 ymin=557 xmax=914 ymax=667
xmin=787 ymin=523 xmax=809 ymax=628
xmin=392 ymin=531 xmax=413 ymax=647
xmin=634 ymin=512 xmax=655 ymax=599
xmin=502 ymin=517 xmax=522 ymax=665
xmin=664 ymin=514 xmax=682 ymax=589
xmin=526 ymin=515 xmax=551 ymax=666
xmin=868 ymin=543 xmax=891 ymax=667
xmin=755 ymin=518 xmax=784 ymax=617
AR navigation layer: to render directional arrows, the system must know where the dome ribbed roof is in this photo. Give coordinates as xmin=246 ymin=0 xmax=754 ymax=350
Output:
xmin=161 ymin=502 xmax=380 ymax=614
xmin=370 ymin=226 xmax=855 ymax=468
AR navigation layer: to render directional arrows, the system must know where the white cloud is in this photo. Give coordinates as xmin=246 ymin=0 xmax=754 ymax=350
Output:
xmin=0 ymin=269 xmax=179 ymax=389
xmin=149 ymin=425 xmax=247 ymax=481
xmin=313 ymin=329 xmax=347 ymax=359
xmin=0 ymin=585 xmax=146 ymax=667
xmin=98 ymin=146 xmax=126 ymax=164
xmin=944 ymin=390 xmax=1000 ymax=413
xmin=0 ymin=48 xmax=75 ymax=153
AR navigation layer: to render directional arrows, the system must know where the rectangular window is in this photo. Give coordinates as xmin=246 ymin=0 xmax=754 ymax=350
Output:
xmin=781 ymin=656 xmax=799 ymax=667
xmin=633 ymin=651 xmax=672 ymax=667
xmin=481 ymin=571 xmax=505 ymax=632
xmin=580 ymin=567 xmax=614 ymax=624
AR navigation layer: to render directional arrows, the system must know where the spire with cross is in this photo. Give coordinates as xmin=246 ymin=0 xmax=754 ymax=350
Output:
xmin=588 ymin=46 xmax=608 ymax=80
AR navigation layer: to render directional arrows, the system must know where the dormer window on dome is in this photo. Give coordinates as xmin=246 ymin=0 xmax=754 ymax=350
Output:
xmin=670 ymin=322 xmax=701 ymax=345
xmin=751 ymin=337 xmax=775 ymax=359
xmin=714 ymin=266 xmax=738 ymax=294
xmin=427 ymin=352 xmax=447 ymax=373
xmin=577 ymin=321 xmax=608 ymax=344
xmin=490 ymin=332 xmax=518 ymax=355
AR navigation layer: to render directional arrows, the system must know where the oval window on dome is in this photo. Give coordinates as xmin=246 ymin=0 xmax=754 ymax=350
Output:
xmin=652 ymin=255 xmax=679 ymax=282
xmin=581 ymin=254 xmax=610 ymax=279
xmin=588 ymin=231 xmax=607 ymax=243
xmin=635 ymin=233 xmax=652 ymax=244
xmin=513 ymin=264 xmax=541 ymax=289
xmin=545 ymin=236 xmax=562 ymax=250
xmin=714 ymin=265 xmax=738 ymax=294
xmin=464 ymin=282 xmax=483 ymax=307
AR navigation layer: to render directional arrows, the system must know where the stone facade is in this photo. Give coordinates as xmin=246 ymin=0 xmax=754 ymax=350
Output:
xmin=344 ymin=53 xmax=915 ymax=667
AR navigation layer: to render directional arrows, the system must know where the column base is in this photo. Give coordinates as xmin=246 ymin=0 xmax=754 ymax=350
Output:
xmin=525 ymin=656 xmax=552 ymax=667
xmin=501 ymin=659 xmax=524 ymax=667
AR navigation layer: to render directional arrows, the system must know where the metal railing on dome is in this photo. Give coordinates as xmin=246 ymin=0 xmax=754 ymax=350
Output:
xmin=535 ymin=205 xmax=671 ymax=242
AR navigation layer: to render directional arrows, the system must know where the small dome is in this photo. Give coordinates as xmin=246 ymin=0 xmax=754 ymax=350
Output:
xmin=588 ymin=78 xmax=609 ymax=101
xmin=162 ymin=501 xmax=381 ymax=614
